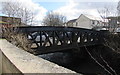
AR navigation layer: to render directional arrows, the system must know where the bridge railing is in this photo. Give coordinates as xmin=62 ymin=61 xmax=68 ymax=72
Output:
xmin=16 ymin=26 xmax=105 ymax=54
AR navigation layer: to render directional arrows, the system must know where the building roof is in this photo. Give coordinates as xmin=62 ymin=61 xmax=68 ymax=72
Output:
xmin=107 ymin=16 xmax=120 ymax=19
xmin=67 ymin=19 xmax=77 ymax=23
xmin=0 ymin=16 xmax=21 ymax=19
xmin=83 ymin=14 xmax=103 ymax=21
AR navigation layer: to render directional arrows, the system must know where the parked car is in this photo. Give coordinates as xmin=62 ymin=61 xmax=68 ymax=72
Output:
xmin=28 ymin=32 xmax=48 ymax=42
xmin=116 ymin=28 xmax=120 ymax=32
xmin=59 ymin=32 xmax=72 ymax=40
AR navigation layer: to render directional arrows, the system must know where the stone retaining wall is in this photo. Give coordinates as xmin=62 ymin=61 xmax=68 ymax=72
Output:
xmin=0 ymin=39 xmax=78 ymax=74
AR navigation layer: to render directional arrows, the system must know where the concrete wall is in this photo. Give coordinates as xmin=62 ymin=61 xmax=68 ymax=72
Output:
xmin=0 ymin=46 xmax=2 ymax=74
xmin=1 ymin=51 xmax=22 ymax=73
xmin=0 ymin=39 xmax=78 ymax=74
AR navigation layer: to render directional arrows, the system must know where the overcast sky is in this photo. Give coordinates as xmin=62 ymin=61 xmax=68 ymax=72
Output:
xmin=0 ymin=0 xmax=119 ymax=25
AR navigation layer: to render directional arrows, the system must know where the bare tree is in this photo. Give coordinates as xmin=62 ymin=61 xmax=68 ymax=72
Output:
xmin=2 ymin=2 xmax=35 ymax=26
xmin=98 ymin=6 xmax=110 ymax=19
xmin=2 ymin=2 xmax=35 ymax=53
xmin=98 ymin=5 xmax=118 ymax=32
xmin=42 ymin=11 xmax=66 ymax=26
xmin=117 ymin=1 xmax=120 ymax=16
xmin=117 ymin=1 xmax=120 ymax=25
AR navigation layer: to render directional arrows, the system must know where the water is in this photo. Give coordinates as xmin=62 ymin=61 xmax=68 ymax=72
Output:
xmin=38 ymin=50 xmax=107 ymax=75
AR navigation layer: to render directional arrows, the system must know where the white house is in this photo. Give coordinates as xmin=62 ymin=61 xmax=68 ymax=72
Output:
xmin=66 ymin=14 xmax=104 ymax=29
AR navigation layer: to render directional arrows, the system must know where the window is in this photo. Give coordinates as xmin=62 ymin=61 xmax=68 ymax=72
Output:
xmin=97 ymin=21 xmax=100 ymax=25
xmin=76 ymin=22 xmax=78 ymax=26
xmin=92 ymin=21 xmax=95 ymax=25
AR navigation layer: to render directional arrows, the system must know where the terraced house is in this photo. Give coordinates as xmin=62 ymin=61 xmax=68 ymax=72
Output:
xmin=66 ymin=14 xmax=104 ymax=29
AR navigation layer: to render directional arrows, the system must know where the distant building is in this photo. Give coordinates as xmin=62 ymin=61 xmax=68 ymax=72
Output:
xmin=107 ymin=16 xmax=120 ymax=32
xmin=0 ymin=16 xmax=21 ymax=27
xmin=65 ymin=19 xmax=77 ymax=27
xmin=66 ymin=14 xmax=104 ymax=29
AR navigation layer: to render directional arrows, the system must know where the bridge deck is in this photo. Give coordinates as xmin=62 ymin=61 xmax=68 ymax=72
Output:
xmin=17 ymin=26 xmax=107 ymax=55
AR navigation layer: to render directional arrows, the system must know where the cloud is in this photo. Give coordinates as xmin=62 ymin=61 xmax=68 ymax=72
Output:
xmin=1 ymin=0 xmax=48 ymax=26
xmin=54 ymin=0 xmax=79 ymax=20
xmin=17 ymin=0 xmax=48 ymax=25
xmin=54 ymin=0 xmax=99 ymax=20
xmin=2 ymin=0 xmax=117 ymax=2
xmin=1 ymin=0 xmax=118 ymax=25
xmin=54 ymin=0 xmax=118 ymax=20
